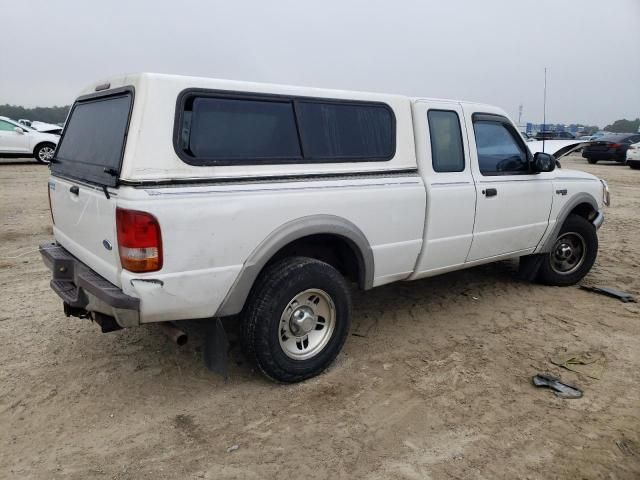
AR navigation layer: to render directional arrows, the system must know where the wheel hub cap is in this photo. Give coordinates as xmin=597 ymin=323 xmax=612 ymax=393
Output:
xmin=289 ymin=306 xmax=316 ymax=335
xmin=278 ymin=289 xmax=336 ymax=360
xmin=40 ymin=148 xmax=54 ymax=161
xmin=550 ymin=232 xmax=586 ymax=275
xmin=556 ymin=243 xmax=573 ymax=259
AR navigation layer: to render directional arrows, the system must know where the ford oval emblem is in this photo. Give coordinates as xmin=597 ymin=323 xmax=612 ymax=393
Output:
xmin=102 ymin=239 xmax=113 ymax=251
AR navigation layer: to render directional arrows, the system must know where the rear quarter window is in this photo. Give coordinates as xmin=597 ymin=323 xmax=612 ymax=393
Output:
xmin=427 ymin=110 xmax=465 ymax=173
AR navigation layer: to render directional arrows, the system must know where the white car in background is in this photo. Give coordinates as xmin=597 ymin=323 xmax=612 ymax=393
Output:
xmin=626 ymin=142 xmax=640 ymax=169
xmin=18 ymin=119 xmax=64 ymax=135
xmin=0 ymin=116 xmax=59 ymax=164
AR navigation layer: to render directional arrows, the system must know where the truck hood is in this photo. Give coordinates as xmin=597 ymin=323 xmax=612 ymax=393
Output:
xmin=554 ymin=168 xmax=600 ymax=182
xmin=31 ymin=121 xmax=63 ymax=134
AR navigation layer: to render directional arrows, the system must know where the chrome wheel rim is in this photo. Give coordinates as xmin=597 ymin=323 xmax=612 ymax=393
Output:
xmin=38 ymin=146 xmax=54 ymax=163
xmin=278 ymin=288 xmax=336 ymax=360
xmin=551 ymin=232 xmax=586 ymax=275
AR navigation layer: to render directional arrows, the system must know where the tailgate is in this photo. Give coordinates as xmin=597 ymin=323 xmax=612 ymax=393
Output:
xmin=48 ymin=88 xmax=134 ymax=287
xmin=49 ymin=177 xmax=121 ymax=286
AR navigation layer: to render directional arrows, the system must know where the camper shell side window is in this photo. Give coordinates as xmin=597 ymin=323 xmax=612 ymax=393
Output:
xmin=173 ymin=89 xmax=396 ymax=166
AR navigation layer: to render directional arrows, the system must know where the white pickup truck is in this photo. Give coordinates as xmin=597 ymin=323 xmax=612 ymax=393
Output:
xmin=40 ymin=73 xmax=609 ymax=382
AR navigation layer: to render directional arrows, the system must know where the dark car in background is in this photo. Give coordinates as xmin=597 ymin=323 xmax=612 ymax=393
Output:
xmin=535 ymin=130 xmax=576 ymax=140
xmin=582 ymin=133 xmax=640 ymax=164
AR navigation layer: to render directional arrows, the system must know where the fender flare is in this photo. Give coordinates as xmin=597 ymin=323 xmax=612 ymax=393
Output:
xmin=215 ymin=215 xmax=374 ymax=317
xmin=539 ymin=193 xmax=599 ymax=253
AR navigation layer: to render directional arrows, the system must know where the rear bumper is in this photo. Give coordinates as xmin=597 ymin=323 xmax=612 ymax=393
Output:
xmin=39 ymin=242 xmax=140 ymax=327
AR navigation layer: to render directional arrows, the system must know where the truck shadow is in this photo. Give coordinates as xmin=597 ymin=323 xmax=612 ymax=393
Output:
xmin=151 ymin=259 xmax=523 ymax=380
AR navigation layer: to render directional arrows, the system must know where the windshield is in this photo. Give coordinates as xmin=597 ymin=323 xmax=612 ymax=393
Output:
xmin=2 ymin=118 xmax=35 ymax=131
xmin=52 ymin=92 xmax=132 ymax=187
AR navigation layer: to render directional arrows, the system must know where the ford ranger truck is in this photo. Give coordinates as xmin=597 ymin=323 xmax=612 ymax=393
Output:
xmin=40 ymin=73 xmax=608 ymax=383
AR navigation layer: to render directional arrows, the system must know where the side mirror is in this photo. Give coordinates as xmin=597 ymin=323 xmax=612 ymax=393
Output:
xmin=14 ymin=126 xmax=25 ymax=134
xmin=532 ymin=152 xmax=556 ymax=172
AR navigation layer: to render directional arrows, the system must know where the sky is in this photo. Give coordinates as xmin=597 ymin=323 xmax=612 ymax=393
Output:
xmin=1 ymin=0 xmax=639 ymax=127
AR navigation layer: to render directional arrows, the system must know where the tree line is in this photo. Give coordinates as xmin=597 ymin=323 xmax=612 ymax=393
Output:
xmin=603 ymin=118 xmax=640 ymax=134
xmin=0 ymin=104 xmax=70 ymax=125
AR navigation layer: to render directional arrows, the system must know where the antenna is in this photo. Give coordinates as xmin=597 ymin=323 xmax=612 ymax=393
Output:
xmin=543 ymin=67 xmax=547 ymax=153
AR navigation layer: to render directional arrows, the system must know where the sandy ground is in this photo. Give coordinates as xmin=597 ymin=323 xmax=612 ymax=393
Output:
xmin=1 ymin=155 xmax=639 ymax=479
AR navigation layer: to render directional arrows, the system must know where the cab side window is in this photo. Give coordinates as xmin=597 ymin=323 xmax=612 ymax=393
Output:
xmin=0 ymin=120 xmax=16 ymax=131
xmin=427 ymin=110 xmax=465 ymax=172
xmin=473 ymin=120 xmax=529 ymax=175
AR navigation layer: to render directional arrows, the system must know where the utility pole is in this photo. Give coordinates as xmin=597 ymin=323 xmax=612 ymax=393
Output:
xmin=543 ymin=67 xmax=548 ymax=152
xmin=518 ymin=104 xmax=523 ymax=126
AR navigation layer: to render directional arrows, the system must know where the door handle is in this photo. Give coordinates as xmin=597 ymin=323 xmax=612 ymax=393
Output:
xmin=69 ymin=185 xmax=79 ymax=195
xmin=483 ymin=188 xmax=497 ymax=197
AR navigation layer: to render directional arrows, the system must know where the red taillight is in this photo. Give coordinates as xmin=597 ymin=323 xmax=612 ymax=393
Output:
xmin=116 ymin=208 xmax=163 ymax=273
xmin=609 ymin=143 xmax=621 ymax=148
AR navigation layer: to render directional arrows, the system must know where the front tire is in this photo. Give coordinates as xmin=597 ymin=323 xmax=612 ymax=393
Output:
xmin=34 ymin=143 xmax=56 ymax=165
xmin=537 ymin=214 xmax=598 ymax=286
xmin=587 ymin=158 xmax=598 ymax=164
xmin=241 ymin=256 xmax=352 ymax=383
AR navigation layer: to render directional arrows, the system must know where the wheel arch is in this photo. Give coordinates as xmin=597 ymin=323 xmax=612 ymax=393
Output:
xmin=540 ymin=193 xmax=599 ymax=253
xmin=216 ymin=215 xmax=374 ymax=317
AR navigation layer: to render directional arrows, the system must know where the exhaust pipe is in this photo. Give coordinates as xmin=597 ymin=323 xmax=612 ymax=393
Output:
xmin=159 ymin=322 xmax=188 ymax=346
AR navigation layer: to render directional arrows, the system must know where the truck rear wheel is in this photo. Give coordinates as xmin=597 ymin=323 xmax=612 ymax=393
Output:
xmin=241 ymin=256 xmax=352 ymax=383
xmin=537 ymin=214 xmax=598 ymax=286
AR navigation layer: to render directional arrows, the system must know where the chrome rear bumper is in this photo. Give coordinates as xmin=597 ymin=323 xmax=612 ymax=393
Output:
xmin=39 ymin=242 xmax=140 ymax=327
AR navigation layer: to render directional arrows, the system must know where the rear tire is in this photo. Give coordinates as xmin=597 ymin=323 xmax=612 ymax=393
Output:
xmin=241 ymin=256 xmax=352 ymax=383
xmin=587 ymin=158 xmax=598 ymax=164
xmin=630 ymin=163 xmax=640 ymax=170
xmin=537 ymin=214 xmax=598 ymax=286
xmin=34 ymin=143 xmax=56 ymax=165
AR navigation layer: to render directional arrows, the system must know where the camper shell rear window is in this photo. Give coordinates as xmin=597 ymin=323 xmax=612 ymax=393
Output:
xmin=174 ymin=89 xmax=396 ymax=166
xmin=52 ymin=88 xmax=133 ymax=187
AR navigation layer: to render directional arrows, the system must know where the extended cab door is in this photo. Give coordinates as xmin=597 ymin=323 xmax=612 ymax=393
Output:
xmin=464 ymin=109 xmax=553 ymax=261
xmin=410 ymin=101 xmax=477 ymax=278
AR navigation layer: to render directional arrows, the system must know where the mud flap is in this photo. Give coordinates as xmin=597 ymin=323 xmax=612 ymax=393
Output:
xmin=518 ymin=253 xmax=545 ymax=281
xmin=204 ymin=318 xmax=230 ymax=378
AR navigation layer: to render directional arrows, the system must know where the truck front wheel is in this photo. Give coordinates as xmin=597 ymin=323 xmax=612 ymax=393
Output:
xmin=537 ymin=214 xmax=598 ymax=286
xmin=241 ymin=256 xmax=352 ymax=383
